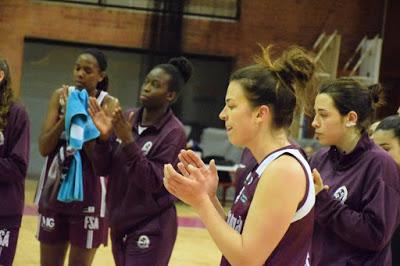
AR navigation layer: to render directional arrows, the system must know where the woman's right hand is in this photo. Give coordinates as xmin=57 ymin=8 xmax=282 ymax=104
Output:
xmin=58 ymin=85 xmax=69 ymax=116
xmin=312 ymin=168 xmax=329 ymax=195
xmin=164 ymin=163 xmax=210 ymax=209
xmin=88 ymin=97 xmax=113 ymax=141
xmin=177 ymin=150 xmax=219 ymax=198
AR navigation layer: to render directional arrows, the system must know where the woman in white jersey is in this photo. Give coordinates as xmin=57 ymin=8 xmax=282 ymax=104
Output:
xmin=36 ymin=48 xmax=118 ymax=266
xmin=164 ymin=45 xmax=317 ymax=265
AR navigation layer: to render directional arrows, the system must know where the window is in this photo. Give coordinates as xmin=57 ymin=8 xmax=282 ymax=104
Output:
xmin=44 ymin=0 xmax=240 ymax=20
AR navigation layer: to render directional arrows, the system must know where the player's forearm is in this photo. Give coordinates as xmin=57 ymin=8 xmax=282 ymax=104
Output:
xmin=194 ymin=197 xmax=252 ymax=266
xmin=210 ymin=195 xmax=226 ymax=219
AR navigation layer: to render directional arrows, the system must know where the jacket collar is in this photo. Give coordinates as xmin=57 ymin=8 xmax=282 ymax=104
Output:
xmin=132 ymin=107 xmax=174 ymax=133
xmin=328 ymin=132 xmax=372 ymax=170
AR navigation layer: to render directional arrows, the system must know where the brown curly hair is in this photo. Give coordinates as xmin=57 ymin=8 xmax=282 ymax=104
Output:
xmin=0 ymin=58 xmax=15 ymax=131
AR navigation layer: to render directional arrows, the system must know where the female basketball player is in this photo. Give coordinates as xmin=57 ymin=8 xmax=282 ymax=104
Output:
xmin=36 ymin=49 xmax=118 ymax=266
xmin=88 ymin=57 xmax=192 ymax=265
xmin=310 ymin=79 xmax=400 ymax=265
xmin=164 ymin=46 xmax=317 ymax=265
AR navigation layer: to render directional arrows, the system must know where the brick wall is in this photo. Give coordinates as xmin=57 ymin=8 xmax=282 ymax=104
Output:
xmin=0 ymin=0 xmax=389 ymax=96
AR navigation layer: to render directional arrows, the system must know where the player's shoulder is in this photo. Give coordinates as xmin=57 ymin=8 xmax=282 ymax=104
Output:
xmin=269 ymin=154 xmax=305 ymax=178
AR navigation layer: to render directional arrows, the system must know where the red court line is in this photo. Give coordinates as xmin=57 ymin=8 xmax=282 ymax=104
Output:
xmin=24 ymin=204 xmax=38 ymax=216
xmin=177 ymin=216 xmax=204 ymax=228
xmin=23 ymin=205 xmax=205 ymax=229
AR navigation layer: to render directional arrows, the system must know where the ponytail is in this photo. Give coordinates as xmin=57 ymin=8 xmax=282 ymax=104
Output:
xmin=232 ymin=45 xmax=317 ymax=128
xmin=97 ymin=75 xmax=109 ymax=91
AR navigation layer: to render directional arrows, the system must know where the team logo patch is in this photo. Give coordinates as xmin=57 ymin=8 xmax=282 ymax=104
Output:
xmin=333 ymin=185 xmax=348 ymax=204
xmin=0 ymin=229 xmax=10 ymax=247
xmin=141 ymin=141 xmax=153 ymax=155
xmin=137 ymin=235 xmax=150 ymax=249
xmin=84 ymin=216 xmax=99 ymax=230
xmin=0 ymin=131 xmax=4 ymax=146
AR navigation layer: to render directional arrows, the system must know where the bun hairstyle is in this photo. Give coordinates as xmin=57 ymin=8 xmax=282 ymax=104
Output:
xmin=157 ymin=56 xmax=193 ymax=95
xmin=231 ymin=45 xmax=317 ymax=129
xmin=81 ymin=48 xmax=109 ymax=91
xmin=319 ymin=78 xmax=385 ymax=132
xmin=368 ymin=83 xmax=385 ymax=109
xmin=168 ymin=57 xmax=192 ymax=83
xmin=0 ymin=58 xmax=15 ymax=131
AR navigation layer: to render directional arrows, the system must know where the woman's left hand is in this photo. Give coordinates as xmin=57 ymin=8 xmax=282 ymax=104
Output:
xmin=112 ymin=107 xmax=135 ymax=144
xmin=164 ymin=163 xmax=209 ymax=209
xmin=312 ymin=168 xmax=329 ymax=195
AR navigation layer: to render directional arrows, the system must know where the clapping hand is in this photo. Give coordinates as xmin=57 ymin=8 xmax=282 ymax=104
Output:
xmin=177 ymin=150 xmax=219 ymax=198
xmin=59 ymin=84 xmax=69 ymax=119
xmin=88 ymin=97 xmax=113 ymax=141
xmin=163 ymin=150 xmax=219 ymax=208
xmin=112 ymin=107 xmax=135 ymax=144
xmin=163 ymin=163 xmax=210 ymax=209
xmin=312 ymin=169 xmax=329 ymax=195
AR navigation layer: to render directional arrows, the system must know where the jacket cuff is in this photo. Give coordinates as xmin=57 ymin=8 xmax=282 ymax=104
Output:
xmin=120 ymin=142 xmax=141 ymax=161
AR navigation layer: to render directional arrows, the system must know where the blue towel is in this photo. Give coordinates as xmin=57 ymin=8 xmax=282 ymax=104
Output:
xmin=58 ymin=88 xmax=100 ymax=202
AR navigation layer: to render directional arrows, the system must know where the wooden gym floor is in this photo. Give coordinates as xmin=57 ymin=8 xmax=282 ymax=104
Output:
xmin=13 ymin=179 xmax=226 ymax=266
